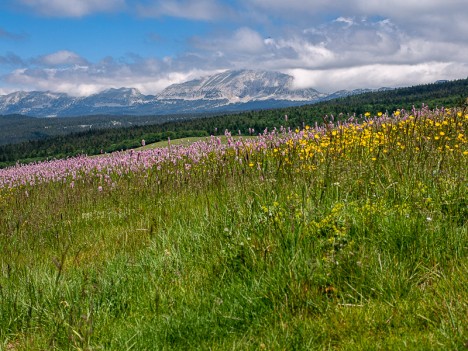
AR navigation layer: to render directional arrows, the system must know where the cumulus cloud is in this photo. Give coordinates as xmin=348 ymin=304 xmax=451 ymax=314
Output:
xmin=2 ymin=54 xmax=222 ymax=96
xmin=193 ymin=27 xmax=266 ymax=55
xmin=247 ymin=0 xmax=468 ymax=42
xmin=136 ymin=0 xmax=233 ymax=21
xmin=247 ymin=0 xmax=467 ymax=20
xmin=183 ymin=15 xmax=468 ymax=90
xmin=287 ymin=63 xmax=468 ymax=92
xmin=35 ymin=51 xmax=88 ymax=66
xmin=231 ymin=27 xmax=267 ymax=54
xmin=15 ymin=0 xmax=125 ymax=17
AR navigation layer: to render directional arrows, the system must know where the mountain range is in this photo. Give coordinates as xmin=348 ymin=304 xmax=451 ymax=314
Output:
xmin=0 ymin=70 xmax=390 ymax=117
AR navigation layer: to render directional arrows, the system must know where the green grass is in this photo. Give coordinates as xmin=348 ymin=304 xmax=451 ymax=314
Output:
xmin=137 ymin=136 xmax=206 ymax=150
xmin=0 ymin=108 xmax=467 ymax=350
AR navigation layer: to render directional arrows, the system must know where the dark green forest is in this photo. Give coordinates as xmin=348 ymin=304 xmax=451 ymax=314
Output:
xmin=1 ymin=78 xmax=466 ymax=168
xmin=0 ymin=112 xmax=219 ymax=146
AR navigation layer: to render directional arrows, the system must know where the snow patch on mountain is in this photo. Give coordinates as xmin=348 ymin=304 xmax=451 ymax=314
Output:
xmin=0 ymin=70 xmax=392 ymax=117
xmin=156 ymin=70 xmax=326 ymax=103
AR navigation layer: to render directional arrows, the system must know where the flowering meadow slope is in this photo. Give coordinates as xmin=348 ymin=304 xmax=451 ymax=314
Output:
xmin=2 ymin=106 xmax=466 ymax=191
xmin=0 ymin=106 xmax=467 ymax=349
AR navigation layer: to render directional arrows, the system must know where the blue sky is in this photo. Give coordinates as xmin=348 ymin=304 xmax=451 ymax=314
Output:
xmin=1 ymin=0 xmax=467 ymax=96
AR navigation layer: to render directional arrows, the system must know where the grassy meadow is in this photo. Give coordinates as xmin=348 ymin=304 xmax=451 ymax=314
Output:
xmin=0 ymin=106 xmax=467 ymax=350
xmin=135 ymin=135 xmax=255 ymax=151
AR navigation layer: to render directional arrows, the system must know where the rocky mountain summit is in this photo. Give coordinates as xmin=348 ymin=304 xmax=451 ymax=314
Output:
xmin=157 ymin=70 xmax=326 ymax=102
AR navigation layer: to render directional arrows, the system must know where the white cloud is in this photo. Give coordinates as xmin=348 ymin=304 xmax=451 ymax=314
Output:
xmin=38 ymin=51 xmax=88 ymax=66
xmin=334 ymin=17 xmax=354 ymax=27
xmin=186 ymin=15 xmax=468 ymax=83
xmin=190 ymin=27 xmax=269 ymax=60
xmin=246 ymin=0 xmax=468 ymax=42
xmin=287 ymin=62 xmax=468 ymax=92
xmin=246 ymin=0 xmax=336 ymax=13
xmin=136 ymin=0 xmax=233 ymax=21
xmin=2 ymin=55 xmax=223 ymax=96
xmin=231 ymin=28 xmax=266 ymax=54
xmin=352 ymin=0 xmax=467 ymax=17
xmin=16 ymin=0 xmax=125 ymax=17
xmin=0 ymin=88 xmax=13 ymax=95
xmin=247 ymin=0 xmax=467 ymax=19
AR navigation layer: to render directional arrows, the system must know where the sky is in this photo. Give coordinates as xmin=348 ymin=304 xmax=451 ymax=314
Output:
xmin=1 ymin=0 xmax=467 ymax=96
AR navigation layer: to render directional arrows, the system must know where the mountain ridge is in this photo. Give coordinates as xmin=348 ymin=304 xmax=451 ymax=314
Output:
xmin=156 ymin=70 xmax=326 ymax=102
xmin=1 ymin=69 xmax=388 ymax=117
